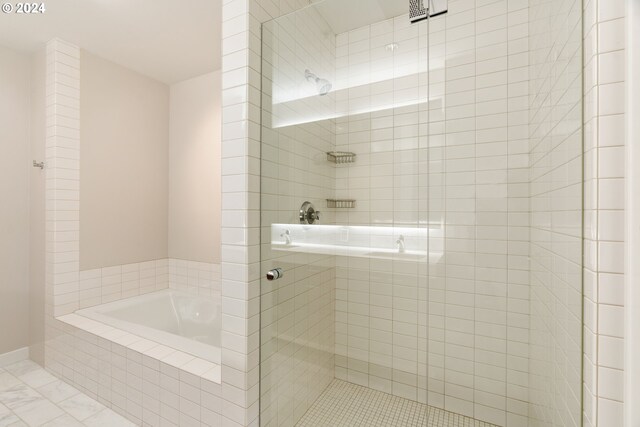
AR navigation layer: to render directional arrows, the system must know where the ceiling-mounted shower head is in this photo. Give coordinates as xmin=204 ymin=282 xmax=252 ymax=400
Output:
xmin=305 ymin=69 xmax=332 ymax=96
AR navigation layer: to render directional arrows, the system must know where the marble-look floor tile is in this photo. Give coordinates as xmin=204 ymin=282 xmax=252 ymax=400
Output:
xmin=41 ymin=414 xmax=84 ymax=427
xmin=0 ymin=403 xmax=10 ymax=416
xmin=3 ymin=362 xmax=39 ymax=379
xmin=17 ymin=369 xmax=57 ymax=390
xmin=12 ymin=398 xmax=64 ymax=426
xmin=0 ymin=403 xmax=15 ymax=425
xmin=84 ymin=409 xmax=137 ymax=427
xmin=0 ymin=374 xmax=21 ymax=393
xmin=37 ymin=380 xmax=79 ymax=404
xmin=0 ymin=385 xmax=43 ymax=411
xmin=0 ymin=408 xmax=20 ymax=427
xmin=59 ymin=393 xmax=106 ymax=421
xmin=0 ymin=359 xmax=138 ymax=427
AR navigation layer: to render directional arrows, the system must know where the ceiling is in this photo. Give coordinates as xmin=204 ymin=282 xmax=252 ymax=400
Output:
xmin=0 ymin=0 xmax=221 ymax=84
xmin=312 ymin=0 xmax=408 ymax=34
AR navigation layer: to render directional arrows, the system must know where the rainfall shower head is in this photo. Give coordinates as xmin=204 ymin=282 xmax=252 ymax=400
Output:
xmin=305 ymin=69 xmax=332 ymax=96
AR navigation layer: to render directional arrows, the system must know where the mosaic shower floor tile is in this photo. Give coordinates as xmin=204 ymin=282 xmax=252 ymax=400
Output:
xmin=296 ymin=380 xmax=500 ymax=427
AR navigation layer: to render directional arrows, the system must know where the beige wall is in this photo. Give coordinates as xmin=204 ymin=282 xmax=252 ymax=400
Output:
xmin=29 ymin=49 xmax=46 ymax=365
xmin=0 ymin=45 xmax=31 ymax=355
xmin=80 ymin=50 xmax=169 ymax=270
xmin=168 ymin=71 xmax=221 ymax=263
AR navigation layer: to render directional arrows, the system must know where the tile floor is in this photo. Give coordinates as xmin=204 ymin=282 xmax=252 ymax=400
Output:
xmin=296 ymin=380 xmax=500 ymax=427
xmin=0 ymin=359 xmax=135 ymax=427
xmin=1 ymin=360 xmax=502 ymax=427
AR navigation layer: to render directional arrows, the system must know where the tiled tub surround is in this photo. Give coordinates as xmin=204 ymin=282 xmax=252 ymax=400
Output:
xmin=168 ymin=259 xmax=221 ymax=296
xmin=77 ymin=259 xmax=221 ymax=310
xmin=44 ymin=38 xmax=227 ymax=427
xmin=47 ymin=314 xmax=222 ymax=426
xmin=78 ymin=260 xmax=169 ymax=309
xmin=62 ymin=260 xmax=223 ymax=425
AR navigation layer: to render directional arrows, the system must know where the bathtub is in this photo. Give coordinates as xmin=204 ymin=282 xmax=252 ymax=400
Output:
xmin=76 ymin=290 xmax=220 ymax=364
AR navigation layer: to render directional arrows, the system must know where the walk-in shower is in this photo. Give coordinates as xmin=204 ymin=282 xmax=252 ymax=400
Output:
xmin=259 ymin=0 xmax=583 ymax=426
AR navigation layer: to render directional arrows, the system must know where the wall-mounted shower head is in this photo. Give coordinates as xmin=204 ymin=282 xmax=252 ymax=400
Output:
xmin=305 ymin=69 xmax=332 ymax=96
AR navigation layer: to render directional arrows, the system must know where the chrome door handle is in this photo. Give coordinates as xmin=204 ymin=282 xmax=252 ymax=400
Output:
xmin=266 ymin=268 xmax=284 ymax=281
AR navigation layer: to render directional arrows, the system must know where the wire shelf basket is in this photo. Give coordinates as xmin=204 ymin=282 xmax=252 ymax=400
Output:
xmin=326 ymin=151 xmax=356 ymax=164
xmin=327 ymin=199 xmax=356 ymax=209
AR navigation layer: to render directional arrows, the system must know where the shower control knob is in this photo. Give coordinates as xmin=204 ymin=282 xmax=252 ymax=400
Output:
xmin=266 ymin=268 xmax=284 ymax=281
xmin=299 ymin=201 xmax=320 ymax=224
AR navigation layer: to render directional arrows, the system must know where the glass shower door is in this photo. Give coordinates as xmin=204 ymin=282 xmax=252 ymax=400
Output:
xmin=259 ymin=1 xmax=431 ymax=425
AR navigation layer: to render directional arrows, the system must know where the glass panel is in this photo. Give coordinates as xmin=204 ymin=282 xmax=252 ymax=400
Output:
xmin=528 ymin=1 xmax=584 ymax=425
xmin=260 ymin=1 xmax=430 ymax=425
xmin=260 ymin=1 xmax=584 ymax=425
xmin=426 ymin=1 xmax=583 ymax=425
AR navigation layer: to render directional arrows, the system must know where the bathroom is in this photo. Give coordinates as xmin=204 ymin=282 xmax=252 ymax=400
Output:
xmin=0 ymin=0 xmax=638 ymax=426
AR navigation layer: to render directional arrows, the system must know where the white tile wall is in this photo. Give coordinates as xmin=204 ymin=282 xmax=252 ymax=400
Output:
xmin=582 ymin=0 xmax=627 ymax=426
xmin=528 ymin=0 xmax=583 ymax=426
xmin=44 ymin=39 xmax=83 ymax=406
xmin=168 ymin=259 xmax=221 ymax=296
xmin=77 ymin=258 xmax=220 ymax=310
xmin=332 ymin=12 xmax=430 ymax=408
xmin=45 ymin=38 xmax=81 ymax=318
xmin=426 ymin=2 xmax=531 ymax=425
xmin=259 ymin=6 xmax=337 ymax=427
xmin=78 ymin=260 xmax=169 ymax=309
xmin=219 ymin=0 xmax=311 ymax=425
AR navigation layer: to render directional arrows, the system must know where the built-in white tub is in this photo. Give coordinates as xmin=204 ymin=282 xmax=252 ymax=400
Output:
xmin=76 ymin=290 xmax=220 ymax=364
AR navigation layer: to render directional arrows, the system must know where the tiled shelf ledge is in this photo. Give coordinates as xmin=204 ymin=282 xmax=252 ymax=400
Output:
xmin=57 ymin=313 xmax=221 ymax=383
xmin=272 ymin=242 xmax=434 ymax=263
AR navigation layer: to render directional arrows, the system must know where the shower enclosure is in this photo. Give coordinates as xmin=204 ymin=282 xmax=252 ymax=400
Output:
xmin=259 ymin=0 xmax=583 ymax=426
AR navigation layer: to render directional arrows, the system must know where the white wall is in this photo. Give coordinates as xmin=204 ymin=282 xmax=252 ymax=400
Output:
xmin=80 ymin=50 xmax=170 ymax=270
xmin=29 ymin=48 xmax=46 ymax=365
xmin=168 ymin=71 xmax=222 ymax=264
xmin=0 ymin=45 xmax=31 ymax=355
